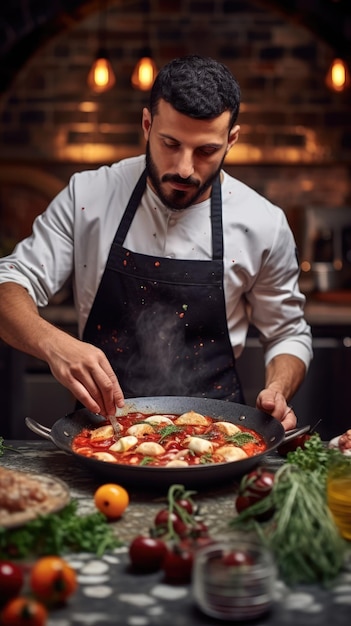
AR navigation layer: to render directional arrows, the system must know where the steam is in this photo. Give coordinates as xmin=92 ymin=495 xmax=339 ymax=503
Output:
xmin=123 ymin=302 xmax=203 ymax=397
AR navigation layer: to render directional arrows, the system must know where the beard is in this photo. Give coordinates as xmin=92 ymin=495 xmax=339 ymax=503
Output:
xmin=145 ymin=142 xmax=224 ymax=211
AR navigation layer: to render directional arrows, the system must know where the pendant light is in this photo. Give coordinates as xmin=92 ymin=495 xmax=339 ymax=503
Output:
xmin=325 ymin=57 xmax=350 ymax=92
xmin=87 ymin=1 xmax=116 ymax=93
xmin=131 ymin=1 xmax=157 ymax=91
xmin=131 ymin=47 xmax=158 ymax=91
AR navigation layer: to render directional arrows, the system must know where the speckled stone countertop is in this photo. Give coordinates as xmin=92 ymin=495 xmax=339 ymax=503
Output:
xmin=1 ymin=441 xmax=351 ymax=626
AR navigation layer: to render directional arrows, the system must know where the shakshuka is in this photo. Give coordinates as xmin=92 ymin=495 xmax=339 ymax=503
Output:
xmin=72 ymin=410 xmax=267 ymax=467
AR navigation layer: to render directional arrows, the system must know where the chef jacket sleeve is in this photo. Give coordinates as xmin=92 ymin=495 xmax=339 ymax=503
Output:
xmin=245 ymin=210 xmax=313 ymax=370
xmin=0 ymin=183 xmax=74 ymax=307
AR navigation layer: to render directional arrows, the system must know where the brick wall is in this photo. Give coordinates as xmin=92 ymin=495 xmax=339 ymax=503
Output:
xmin=0 ymin=0 xmax=351 ymax=241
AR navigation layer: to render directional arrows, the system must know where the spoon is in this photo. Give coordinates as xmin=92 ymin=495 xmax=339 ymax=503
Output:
xmin=109 ymin=405 xmax=130 ymax=437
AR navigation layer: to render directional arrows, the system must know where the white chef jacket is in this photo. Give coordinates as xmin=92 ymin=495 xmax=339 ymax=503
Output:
xmin=0 ymin=155 xmax=312 ymax=369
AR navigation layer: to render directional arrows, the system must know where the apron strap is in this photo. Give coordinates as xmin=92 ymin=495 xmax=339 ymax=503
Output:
xmin=210 ymin=175 xmax=223 ymax=261
xmin=114 ymin=169 xmax=148 ymax=246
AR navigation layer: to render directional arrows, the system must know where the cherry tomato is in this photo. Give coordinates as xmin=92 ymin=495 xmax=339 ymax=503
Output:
xmin=277 ymin=434 xmax=312 ymax=457
xmin=222 ymin=550 xmax=255 ymax=567
xmin=236 ymin=468 xmax=275 ymax=520
xmin=179 ymin=534 xmax=214 ymax=552
xmin=0 ymin=560 xmax=24 ymax=604
xmin=235 ymin=494 xmax=256 ymax=514
xmin=129 ymin=535 xmax=167 ymax=572
xmin=175 ymin=498 xmax=194 ymax=515
xmin=30 ymin=556 xmax=77 ymax=605
xmin=154 ymin=509 xmax=188 ymax=537
xmin=187 ymin=520 xmax=209 ymax=539
xmin=0 ymin=596 xmax=48 ymax=626
xmin=94 ymin=483 xmax=129 ymax=518
xmin=162 ymin=544 xmax=194 ymax=584
xmin=242 ymin=469 xmax=275 ymax=497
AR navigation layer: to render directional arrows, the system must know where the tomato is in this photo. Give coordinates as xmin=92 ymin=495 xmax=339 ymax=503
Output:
xmin=277 ymin=434 xmax=312 ymax=457
xmin=94 ymin=483 xmax=129 ymax=518
xmin=187 ymin=520 xmax=208 ymax=539
xmin=235 ymin=468 xmax=275 ymax=520
xmin=0 ymin=596 xmax=47 ymax=626
xmin=222 ymin=550 xmax=255 ymax=567
xmin=30 ymin=556 xmax=77 ymax=606
xmin=0 ymin=560 xmax=24 ymax=604
xmin=242 ymin=469 xmax=275 ymax=496
xmin=175 ymin=498 xmax=194 ymax=515
xmin=162 ymin=544 xmax=194 ymax=584
xmin=235 ymin=494 xmax=256 ymax=514
xmin=129 ymin=535 xmax=167 ymax=572
xmin=154 ymin=509 xmax=188 ymax=537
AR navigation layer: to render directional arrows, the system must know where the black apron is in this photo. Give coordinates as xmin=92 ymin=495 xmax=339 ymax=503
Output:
xmin=83 ymin=169 xmax=244 ymax=402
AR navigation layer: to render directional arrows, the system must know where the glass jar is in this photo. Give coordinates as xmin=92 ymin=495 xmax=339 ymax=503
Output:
xmin=327 ymin=458 xmax=351 ymax=541
xmin=192 ymin=534 xmax=276 ymax=621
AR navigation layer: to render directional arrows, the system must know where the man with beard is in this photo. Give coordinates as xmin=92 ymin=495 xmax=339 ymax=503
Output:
xmin=0 ymin=55 xmax=312 ymax=430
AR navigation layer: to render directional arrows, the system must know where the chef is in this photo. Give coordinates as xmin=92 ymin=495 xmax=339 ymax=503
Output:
xmin=0 ymin=55 xmax=312 ymax=430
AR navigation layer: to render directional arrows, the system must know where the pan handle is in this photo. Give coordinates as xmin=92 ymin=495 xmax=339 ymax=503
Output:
xmin=282 ymin=425 xmax=311 ymax=443
xmin=25 ymin=417 xmax=54 ymax=441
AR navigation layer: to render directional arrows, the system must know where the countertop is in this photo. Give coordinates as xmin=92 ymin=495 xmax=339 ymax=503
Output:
xmin=1 ymin=441 xmax=351 ymax=626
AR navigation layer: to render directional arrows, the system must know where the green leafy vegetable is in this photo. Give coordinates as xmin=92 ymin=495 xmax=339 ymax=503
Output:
xmin=285 ymin=432 xmax=347 ymax=483
xmin=226 ymin=432 xmax=257 ymax=446
xmin=0 ymin=500 xmax=123 ymax=559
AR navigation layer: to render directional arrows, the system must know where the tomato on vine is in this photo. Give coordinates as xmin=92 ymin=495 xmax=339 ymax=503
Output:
xmin=174 ymin=498 xmax=194 ymax=515
xmin=154 ymin=509 xmax=188 ymax=538
xmin=235 ymin=468 xmax=275 ymax=519
xmin=129 ymin=535 xmax=167 ymax=572
xmin=162 ymin=543 xmax=194 ymax=584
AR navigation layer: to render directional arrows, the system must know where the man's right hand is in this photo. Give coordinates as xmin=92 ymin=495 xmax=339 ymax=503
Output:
xmin=46 ymin=333 xmax=125 ymax=417
xmin=0 ymin=283 xmax=124 ymax=418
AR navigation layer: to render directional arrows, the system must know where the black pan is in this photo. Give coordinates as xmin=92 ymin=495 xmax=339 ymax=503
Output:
xmin=26 ymin=396 xmax=288 ymax=491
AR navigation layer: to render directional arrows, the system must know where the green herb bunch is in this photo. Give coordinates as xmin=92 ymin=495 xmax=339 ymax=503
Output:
xmin=230 ymin=434 xmax=349 ymax=585
xmin=0 ymin=500 xmax=123 ymax=559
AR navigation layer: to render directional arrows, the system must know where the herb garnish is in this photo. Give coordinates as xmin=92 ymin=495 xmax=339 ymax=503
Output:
xmin=0 ymin=500 xmax=123 ymax=559
xmin=139 ymin=456 xmax=154 ymax=466
xmin=158 ymin=424 xmax=183 ymax=443
xmin=226 ymin=432 xmax=257 ymax=446
xmin=199 ymin=453 xmax=214 ymax=464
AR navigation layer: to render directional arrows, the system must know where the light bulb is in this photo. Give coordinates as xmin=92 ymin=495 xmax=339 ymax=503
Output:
xmin=326 ymin=58 xmax=350 ymax=92
xmin=88 ymin=53 xmax=116 ymax=93
xmin=131 ymin=57 xmax=158 ymax=91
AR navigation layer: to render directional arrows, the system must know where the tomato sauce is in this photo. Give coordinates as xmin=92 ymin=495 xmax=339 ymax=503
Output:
xmin=72 ymin=412 xmax=267 ymax=468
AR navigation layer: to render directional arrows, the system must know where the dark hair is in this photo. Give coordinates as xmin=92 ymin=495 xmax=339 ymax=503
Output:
xmin=149 ymin=55 xmax=241 ymax=129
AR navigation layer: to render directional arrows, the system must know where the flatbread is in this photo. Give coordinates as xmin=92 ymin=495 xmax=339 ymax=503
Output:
xmin=0 ymin=467 xmax=70 ymax=528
